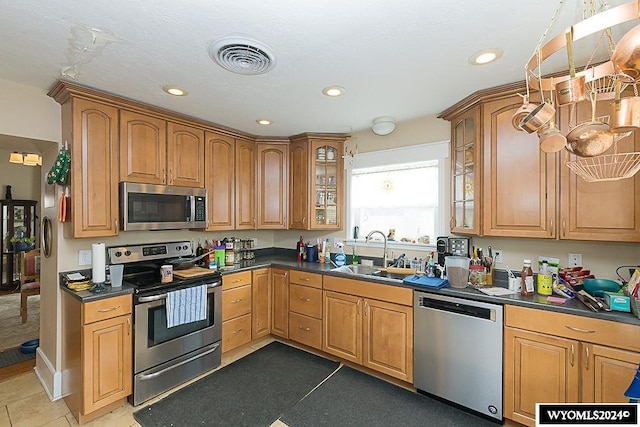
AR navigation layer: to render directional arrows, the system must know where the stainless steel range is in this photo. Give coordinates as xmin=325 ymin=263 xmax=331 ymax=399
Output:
xmin=107 ymin=241 xmax=222 ymax=406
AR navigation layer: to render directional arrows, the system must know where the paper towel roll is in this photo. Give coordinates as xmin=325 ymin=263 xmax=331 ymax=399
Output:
xmin=92 ymin=243 xmax=106 ymax=283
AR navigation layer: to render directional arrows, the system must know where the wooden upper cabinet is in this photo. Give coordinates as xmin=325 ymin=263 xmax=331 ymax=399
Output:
xmin=482 ymin=94 xmax=557 ymax=238
xmin=235 ymin=138 xmax=256 ymax=230
xmin=166 ymin=122 xmax=205 ymax=187
xmin=289 ymin=133 xmax=346 ymax=230
xmin=449 ymin=107 xmax=481 ymax=235
xmin=120 ymin=110 xmax=204 ymax=188
xmin=558 ymin=97 xmax=640 ymax=242
xmin=288 ymin=139 xmax=309 ymax=229
xmin=256 ymin=141 xmax=289 ymax=229
xmin=204 ymin=131 xmax=235 ymax=230
xmin=119 ymin=110 xmax=167 ymax=185
xmin=68 ymin=98 xmax=120 ymax=238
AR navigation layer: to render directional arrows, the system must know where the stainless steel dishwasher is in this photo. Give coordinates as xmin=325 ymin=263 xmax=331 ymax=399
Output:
xmin=413 ymin=291 xmax=503 ymax=421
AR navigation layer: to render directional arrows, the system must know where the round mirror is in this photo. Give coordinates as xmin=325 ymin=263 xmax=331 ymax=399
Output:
xmin=42 ymin=216 xmax=52 ymax=258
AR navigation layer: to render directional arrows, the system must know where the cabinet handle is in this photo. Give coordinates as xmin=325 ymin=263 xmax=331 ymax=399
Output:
xmin=231 ymin=279 xmax=242 ymax=283
xmin=562 ymin=218 xmax=566 ymax=235
xmin=364 ymin=300 xmax=368 ymax=316
xmin=98 ymin=305 xmax=121 ymax=313
xmin=127 ymin=317 xmax=131 ymax=336
xmin=299 ymin=297 xmax=311 ymax=302
xmin=550 ymin=218 xmax=553 ymax=230
xmin=357 ymin=299 xmax=361 ymax=315
xmin=299 ymin=326 xmax=311 ymax=332
xmin=450 ymin=217 xmax=455 ymax=229
xmin=231 ymin=328 xmax=243 ymax=335
xmin=565 ymin=325 xmax=595 ymax=334
xmin=301 ymin=278 xmax=310 ymax=281
xmin=230 ymin=298 xmax=243 ymax=304
xmin=570 ymin=343 xmax=575 ymax=367
xmin=585 ymin=346 xmax=590 ymax=371
xmin=302 ymin=216 xmax=306 ymax=226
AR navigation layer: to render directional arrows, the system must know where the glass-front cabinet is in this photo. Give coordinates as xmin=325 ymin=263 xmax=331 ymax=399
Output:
xmin=312 ymin=141 xmax=340 ymax=228
xmin=1 ymin=199 xmax=38 ymax=289
xmin=451 ymin=107 xmax=480 ymax=234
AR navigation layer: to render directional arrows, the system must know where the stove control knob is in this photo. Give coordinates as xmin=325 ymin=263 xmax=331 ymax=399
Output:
xmin=176 ymin=245 xmax=182 ymax=251
xmin=114 ymin=251 xmax=122 ymax=258
xmin=182 ymin=245 xmax=188 ymax=251
xmin=124 ymin=250 xmax=131 ymax=256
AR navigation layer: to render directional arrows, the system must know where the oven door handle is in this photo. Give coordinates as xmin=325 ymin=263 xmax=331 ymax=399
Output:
xmin=137 ymin=342 xmax=221 ymax=381
xmin=137 ymin=282 xmax=221 ymax=303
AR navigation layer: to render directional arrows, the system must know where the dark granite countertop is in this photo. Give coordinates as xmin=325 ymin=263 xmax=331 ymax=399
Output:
xmin=59 ymin=270 xmax=135 ymax=302
xmin=59 ymin=255 xmax=640 ymax=326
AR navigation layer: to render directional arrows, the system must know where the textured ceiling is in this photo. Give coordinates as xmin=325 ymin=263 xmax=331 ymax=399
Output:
xmin=0 ymin=0 xmax=636 ymax=139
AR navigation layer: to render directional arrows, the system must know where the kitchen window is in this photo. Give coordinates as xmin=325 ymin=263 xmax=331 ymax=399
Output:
xmin=346 ymin=141 xmax=449 ymax=249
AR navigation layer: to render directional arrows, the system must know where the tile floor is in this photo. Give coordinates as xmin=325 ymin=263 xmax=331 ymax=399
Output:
xmin=0 ymin=337 xmax=286 ymax=427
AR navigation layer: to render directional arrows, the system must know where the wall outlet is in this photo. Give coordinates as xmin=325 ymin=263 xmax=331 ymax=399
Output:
xmin=568 ymin=253 xmax=582 ymax=267
xmin=493 ymin=250 xmax=503 ymax=264
xmin=78 ymin=249 xmax=92 ymax=266
xmin=251 ymin=237 xmax=258 ymax=247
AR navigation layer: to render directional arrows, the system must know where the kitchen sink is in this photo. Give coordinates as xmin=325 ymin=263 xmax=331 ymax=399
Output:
xmin=330 ymin=264 xmax=381 ymax=276
xmin=370 ymin=270 xmax=413 ymax=282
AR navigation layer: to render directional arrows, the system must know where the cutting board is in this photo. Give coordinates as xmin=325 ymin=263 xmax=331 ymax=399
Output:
xmin=173 ymin=266 xmax=214 ymax=278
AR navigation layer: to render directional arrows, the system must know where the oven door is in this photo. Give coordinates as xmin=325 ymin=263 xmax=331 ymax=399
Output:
xmin=134 ymin=282 xmax=222 ymax=374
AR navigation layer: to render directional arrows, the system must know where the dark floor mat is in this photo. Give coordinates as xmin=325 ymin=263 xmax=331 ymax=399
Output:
xmin=133 ymin=341 xmax=339 ymax=427
xmin=280 ymin=365 xmax=499 ymax=427
xmin=0 ymin=346 xmax=35 ymax=369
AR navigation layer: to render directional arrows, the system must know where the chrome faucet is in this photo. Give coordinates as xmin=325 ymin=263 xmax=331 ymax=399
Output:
xmin=365 ymin=230 xmax=388 ymax=268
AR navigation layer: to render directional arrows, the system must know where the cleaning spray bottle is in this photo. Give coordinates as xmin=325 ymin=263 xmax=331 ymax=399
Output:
xmin=334 ymin=242 xmax=347 ymax=267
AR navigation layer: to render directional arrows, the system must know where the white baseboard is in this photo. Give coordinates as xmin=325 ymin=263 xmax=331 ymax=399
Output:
xmin=35 ymin=347 xmax=62 ymax=401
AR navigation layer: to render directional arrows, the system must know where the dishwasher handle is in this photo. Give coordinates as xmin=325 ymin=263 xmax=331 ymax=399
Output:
xmin=418 ymin=296 xmax=496 ymax=321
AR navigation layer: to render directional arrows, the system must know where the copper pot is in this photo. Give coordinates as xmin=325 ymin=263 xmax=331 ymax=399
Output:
xmin=566 ymin=93 xmax=613 ymax=157
xmin=519 ymin=102 xmax=555 ymax=133
xmin=610 ymin=80 xmax=640 ymax=132
xmin=612 ymin=23 xmax=640 ymax=83
xmin=555 ymin=28 xmax=586 ymax=105
xmin=537 ymin=121 xmax=567 ymax=153
xmin=511 ymin=96 xmax=537 ymax=131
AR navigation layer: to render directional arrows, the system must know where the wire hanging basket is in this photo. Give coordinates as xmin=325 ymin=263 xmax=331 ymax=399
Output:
xmin=566 ymin=150 xmax=640 ymax=182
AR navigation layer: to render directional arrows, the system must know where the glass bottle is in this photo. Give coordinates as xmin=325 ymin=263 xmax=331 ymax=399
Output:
xmin=521 ymin=259 xmax=534 ymax=296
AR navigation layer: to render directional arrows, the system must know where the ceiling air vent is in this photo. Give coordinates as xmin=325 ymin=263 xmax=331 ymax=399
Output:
xmin=208 ymin=36 xmax=276 ymax=75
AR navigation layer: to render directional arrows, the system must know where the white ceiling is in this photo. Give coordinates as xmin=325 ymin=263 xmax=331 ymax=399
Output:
xmin=0 ymin=0 xmax=636 ymax=139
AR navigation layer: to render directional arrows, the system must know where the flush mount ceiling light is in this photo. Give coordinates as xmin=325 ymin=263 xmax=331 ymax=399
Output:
xmin=256 ymin=119 xmax=272 ymax=125
xmin=469 ymin=48 xmax=503 ymax=65
xmin=162 ymin=85 xmax=188 ymax=96
xmin=208 ymin=36 xmax=276 ymax=75
xmin=371 ymin=116 xmax=396 ymax=136
xmin=322 ymin=86 xmax=346 ymax=97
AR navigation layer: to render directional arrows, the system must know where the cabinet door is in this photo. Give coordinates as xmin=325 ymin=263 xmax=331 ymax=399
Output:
xmin=581 ymin=343 xmax=640 ymax=403
xmin=288 ymin=140 xmax=309 ymax=229
xmin=204 ymin=132 xmax=235 ymax=230
xmin=504 ymin=327 xmax=579 ymax=427
xmin=451 ymin=107 xmax=481 ymax=234
xmin=559 ymin=98 xmax=640 ymax=242
xmin=363 ymin=298 xmax=413 ymax=383
xmin=119 ymin=110 xmax=167 ymax=185
xmin=257 ymin=143 xmax=289 ymax=229
xmin=235 ymin=138 xmax=256 ymax=230
xmin=167 ymin=122 xmax=204 ymax=187
xmin=69 ymin=98 xmax=119 ymax=238
xmin=323 ymin=291 xmax=361 ymax=364
xmin=82 ymin=314 xmax=132 ymax=414
xmin=482 ymin=95 xmax=557 ymax=238
xmin=270 ymin=268 xmax=289 ymax=338
xmin=252 ymin=268 xmax=271 ymax=339
xmin=310 ymin=139 xmax=342 ymax=229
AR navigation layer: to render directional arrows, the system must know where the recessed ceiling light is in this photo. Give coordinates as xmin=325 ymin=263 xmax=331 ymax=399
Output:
xmin=322 ymin=86 xmax=346 ymax=97
xmin=469 ymin=48 xmax=503 ymax=65
xmin=162 ymin=85 xmax=188 ymax=96
xmin=256 ymin=119 xmax=272 ymax=125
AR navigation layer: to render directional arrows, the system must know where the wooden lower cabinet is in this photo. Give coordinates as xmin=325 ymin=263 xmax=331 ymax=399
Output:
xmin=252 ymin=268 xmax=271 ymax=339
xmin=504 ymin=305 xmax=640 ymax=427
xmin=322 ymin=277 xmax=413 ymax=382
xmin=62 ymin=293 xmax=132 ymax=425
xmin=289 ymin=312 xmax=322 ymax=349
xmin=271 ymin=268 xmax=289 ymax=338
xmin=222 ymin=271 xmax=252 ymax=353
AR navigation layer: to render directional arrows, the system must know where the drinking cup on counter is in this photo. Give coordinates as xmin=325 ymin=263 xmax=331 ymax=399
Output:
xmin=109 ymin=264 xmax=124 ymax=288
xmin=160 ymin=264 xmax=173 ymax=283
xmin=445 ymin=256 xmax=471 ymax=288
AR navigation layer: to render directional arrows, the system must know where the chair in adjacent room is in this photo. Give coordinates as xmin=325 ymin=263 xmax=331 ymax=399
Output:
xmin=19 ymin=248 xmax=40 ymax=323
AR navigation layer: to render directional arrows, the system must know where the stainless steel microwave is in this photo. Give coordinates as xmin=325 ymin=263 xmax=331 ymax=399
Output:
xmin=119 ymin=182 xmax=207 ymax=231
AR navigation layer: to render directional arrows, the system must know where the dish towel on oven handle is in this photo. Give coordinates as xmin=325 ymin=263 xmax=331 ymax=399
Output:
xmin=166 ymin=284 xmax=207 ymax=328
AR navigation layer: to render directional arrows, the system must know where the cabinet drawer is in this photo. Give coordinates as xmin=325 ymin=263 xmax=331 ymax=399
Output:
xmin=323 ymin=276 xmax=413 ymax=306
xmin=223 ymin=271 xmax=252 ymax=290
xmin=289 ymin=312 xmax=322 ymax=350
xmin=505 ymin=305 xmax=640 ymax=353
xmin=222 ymin=285 xmax=252 ymax=321
xmin=83 ymin=295 xmax=132 ymax=324
xmin=289 ymin=270 xmax=322 ymax=289
xmin=222 ymin=313 xmax=252 ymax=353
xmin=290 ymin=284 xmax=322 ymax=319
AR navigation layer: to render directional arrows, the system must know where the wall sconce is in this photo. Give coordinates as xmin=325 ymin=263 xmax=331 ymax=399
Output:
xmin=371 ymin=116 xmax=396 ymax=136
xmin=9 ymin=152 xmax=23 ymax=164
xmin=8 ymin=152 xmax=42 ymax=166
